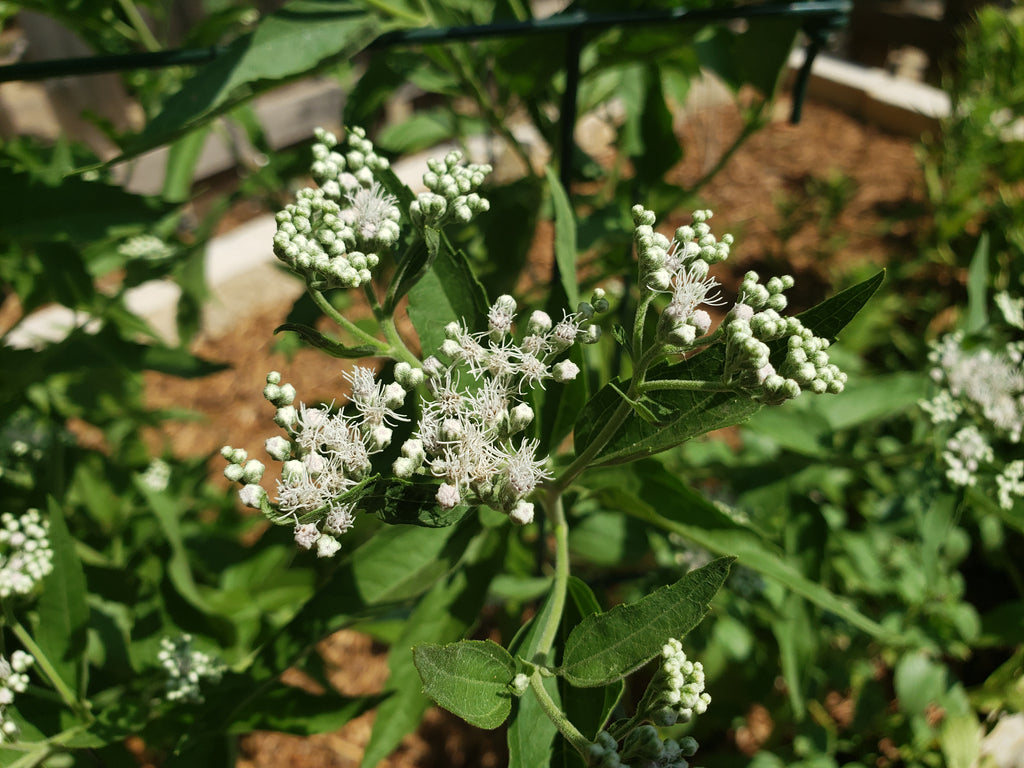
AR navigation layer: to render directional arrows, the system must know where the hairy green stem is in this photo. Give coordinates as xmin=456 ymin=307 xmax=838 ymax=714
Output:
xmin=550 ymin=393 xmax=633 ymax=495
xmin=308 ymin=287 xmax=387 ymax=350
xmin=535 ymin=492 xmax=570 ymax=657
xmin=381 ymin=316 xmax=422 ymax=367
xmin=529 ymin=670 xmax=593 ymax=756
xmin=637 ymin=378 xmax=733 ymax=394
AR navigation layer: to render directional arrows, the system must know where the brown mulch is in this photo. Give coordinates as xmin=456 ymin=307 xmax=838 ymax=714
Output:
xmin=141 ymin=95 xmax=927 ymax=767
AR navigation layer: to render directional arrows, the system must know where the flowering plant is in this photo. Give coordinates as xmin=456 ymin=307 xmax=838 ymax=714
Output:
xmin=208 ymin=127 xmax=882 ymax=765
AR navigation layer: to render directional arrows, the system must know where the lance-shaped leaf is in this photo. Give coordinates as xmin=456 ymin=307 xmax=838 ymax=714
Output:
xmin=273 ymin=322 xmax=384 ymax=358
xmin=414 ymin=640 xmax=516 ymax=729
xmin=559 ymin=558 xmax=732 ymax=688
xmin=574 ymin=270 xmax=885 ymax=465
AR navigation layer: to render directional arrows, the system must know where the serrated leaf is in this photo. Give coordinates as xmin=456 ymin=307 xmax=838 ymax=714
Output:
xmin=35 ymin=498 xmax=90 ymax=695
xmin=559 ymin=558 xmax=731 ymax=687
xmin=414 ymin=640 xmax=515 ymax=729
xmin=273 ymin=322 xmax=383 ymax=358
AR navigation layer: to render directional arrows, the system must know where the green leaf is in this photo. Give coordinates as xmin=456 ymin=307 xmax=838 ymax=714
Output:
xmin=162 ymin=126 xmax=212 ymax=203
xmin=507 ymin=587 xmax=561 ymax=767
xmin=964 ymin=232 xmax=990 ymax=334
xmin=559 ymin=558 xmax=731 ymax=687
xmin=561 ymin=578 xmax=624 ymax=739
xmin=273 ymin=322 xmax=383 ymax=358
xmin=407 ymin=231 xmax=490 ymax=355
xmin=0 ymin=167 xmax=171 ymax=242
xmin=695 ymin=18 xmax=800 ymax=98
xmin=413 ymin=640 xmax=515 ymax=729
xmin=633 ymin=65 xmax=682 ymax=183
xmin=545 ymin=165 xmax=579 ymax=308
xmin=599 ymin=460 xmax=901 ymax=643
xmin=35 ymin=498 xmax=90 ymax=695
xmin=352 ymin=475 xmax=469 ymax=528
xmin=360 ymin=529 xmax=503 ymax=767
xmin=114 ymin=1 xmax=403 ymax=164
xmin=227 ymin=686 xmax=379 ymax=735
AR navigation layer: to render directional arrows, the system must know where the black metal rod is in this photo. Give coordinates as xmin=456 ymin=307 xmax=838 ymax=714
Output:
xmin=0 ymin=46 xmax=224 ymax=83
xmin=0 ymin=1 xmax=851 ymax=83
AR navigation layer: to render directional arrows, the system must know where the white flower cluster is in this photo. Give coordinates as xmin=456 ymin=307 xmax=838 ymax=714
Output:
xmin=0 ymin=651 xmax=33 ymax=742
xmin=587 ymin=726 xmax=699 ymax=768
xmin=997 ymin=460 xmax=1024 ymax=510
xmin=0 ymin=509 xmax=54 ymax=599
xmin=632 ymin=206 xmax=846 ymax=404
xmin=394 ymin=294 xmax=601 ymax=524
xmin=157 ymin=635 xmax=225 ymax=704
xmin=923 ymin=332 xmax=1024 ymax=442
xmin=273 ymin=127 xmax=399 ymax=289
xmin=117 ymin=233 xmax=174 ymax=261
xmin=722 ymin=272 xmax=847 ymax=404
xmin=222 ymin=367 xmax=410 ymax=557
xmin=634 ymin=206 xmax=730 ymax=349
xmin=943 ymin=425 xmax=995 ymax=487
xmin=139 ymin=458 xmax=171 ymax=492
xmin=921 ymin=330 xmax=1024 ymax=502
xmin=649 ymin=638 xmax=711 ymax=727
xmin=410 ymin=150 xmax=491 ymax=229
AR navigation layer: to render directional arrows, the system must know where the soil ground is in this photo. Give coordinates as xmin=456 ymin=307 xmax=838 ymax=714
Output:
xmin=143 ymin=96 xmax=927 ymax=768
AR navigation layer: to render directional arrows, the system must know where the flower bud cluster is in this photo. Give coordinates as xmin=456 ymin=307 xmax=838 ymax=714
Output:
xmin=221 ymin=367 xmax=410 ymax=557
xmin=646 ymin=639 xmax=711 ymax=727
xmin=310 ymin=126 xmax=390 ymax=199
xmin=157 ymin=635 xmax=225 ymax=705
xmin=722 ymin=274 xmax=847 ymax=404
xmin=274 ymin=127 xmax=398 ymax=290
xmin=0 ymin=651 xmax=33 ymax=742
xmin=587 ymin=727 xmax=699 ymax=768
xmin=633 ymin=206 xmax=730 ymax=348
xmin=410 ymin=150 xmax=492 ymax=229
xmin=395 ymin=295 xmax=602 ymax=523
xmin=0 ymin=509 xmax=54 ymax=599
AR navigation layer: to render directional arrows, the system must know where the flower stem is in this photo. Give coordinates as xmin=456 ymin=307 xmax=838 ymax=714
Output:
xmin=308 ymin=287 xmax=387 ymax=350
xmin=530 ymin=669 xmax=593 ymax=757
xmin=535 ymin=491 xmax=570 ymax=658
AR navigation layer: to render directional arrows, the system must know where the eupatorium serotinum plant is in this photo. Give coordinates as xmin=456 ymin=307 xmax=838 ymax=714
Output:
xmin=217 ymin=126 xmax=882 ymax=765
